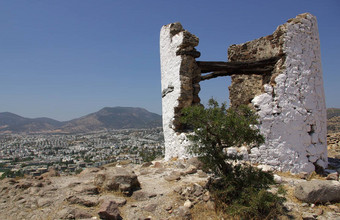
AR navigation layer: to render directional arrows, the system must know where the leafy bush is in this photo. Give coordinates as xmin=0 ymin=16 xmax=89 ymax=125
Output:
xmin=180 ymin=99 xmax=284 ymax=219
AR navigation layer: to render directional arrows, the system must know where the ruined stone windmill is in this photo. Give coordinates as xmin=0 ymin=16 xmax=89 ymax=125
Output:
xmin=160 ymin=13 xmax=327 ymax=174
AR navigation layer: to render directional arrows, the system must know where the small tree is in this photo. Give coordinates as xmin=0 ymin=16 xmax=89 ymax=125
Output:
xmin=180 ymin=99 xmax=284 ymax=219
xmin=180 ymin=99 xmax=264 ymax=175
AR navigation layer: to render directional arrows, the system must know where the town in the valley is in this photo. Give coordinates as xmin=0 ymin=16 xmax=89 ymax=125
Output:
xmin=0 ymin=128 xmax=164 ymax=177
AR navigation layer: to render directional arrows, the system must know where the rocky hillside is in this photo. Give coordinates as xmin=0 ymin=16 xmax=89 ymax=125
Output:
xmin=0 ymin=107 xmax=162 ymax=134
xmin=0 ymin=159 xmax=339 ymax=220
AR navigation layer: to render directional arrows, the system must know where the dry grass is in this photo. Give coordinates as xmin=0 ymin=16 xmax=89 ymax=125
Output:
xmin=306 ymin=171 xmax=326 ymax=180
xmin=190 ymin=203 xmax=220 ymax=220
xmin=275 ymin=171 xmax=325 ymax=180
xmin=275 ymin=171 xmax=297 ymax=178
xmin=285 ymin=185 xmax=302 ymax=204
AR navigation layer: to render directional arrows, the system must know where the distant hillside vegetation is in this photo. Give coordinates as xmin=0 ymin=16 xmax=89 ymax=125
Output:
xmin=327 ymin=108 xmax=340 ymax=133
xmin=328 ymin=117 xmax=340 ymax=134
xmin=0 ymin=107 xmax=162 ymax=134
xmin=327 ymin=108 xmax=340 ymax=119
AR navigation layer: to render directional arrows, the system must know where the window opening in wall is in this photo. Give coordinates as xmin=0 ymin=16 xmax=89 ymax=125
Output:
xmin=198 ymin=76 xmax=231 ymax=107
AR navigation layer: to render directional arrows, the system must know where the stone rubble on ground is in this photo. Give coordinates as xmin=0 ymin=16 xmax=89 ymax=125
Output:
xmin=0 ymin=158 xmax=339 ymax=219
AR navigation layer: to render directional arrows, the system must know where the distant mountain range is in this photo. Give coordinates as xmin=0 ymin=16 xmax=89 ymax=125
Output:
xmin=0 ymin=107 xmax=162 ymax=134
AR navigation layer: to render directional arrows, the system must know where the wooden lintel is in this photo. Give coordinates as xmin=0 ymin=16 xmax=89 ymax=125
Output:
xmin=201 ymin=69 xmax=270 ymax=81
xmin=197 ymin=55 xmax=283 ymax=81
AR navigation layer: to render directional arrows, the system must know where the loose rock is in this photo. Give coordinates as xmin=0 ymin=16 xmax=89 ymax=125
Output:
xmin=164 ymin=171 xmax=181 ymax=181
xmin=328 ymin=205 xmax=340 ymax=212
xmin=95 ymin=167 xmax=140 ymax=195
xmin=174 ymin=206 xmax=191 ymax=220
xmin=98 ymin=200 xmax=122 ymax=220
xmin=74 ymin=208 xmax=93 ymax=219
xmin=66 ymin=195 xmax=98 ymax=207
xmin=257 ymin=164 xmax=273 ymax=172
xmin=274 ymin=174 xmax=282 ymax=183
xmin=184 ymin=165 xmax=197 ymax=175
xmin=141 ymin=162 xmax=153 ymax=168
xmin=144 ymin=203 xmax=158 ymax=212
xmin=197 ymin=170 xmax=208 ymax=178
xmin=99 ymin=195 xmax=127 ymax=207
xmin=74 ymin=184 xmax=99 ymax=195
xmin=132 ymin=190 xmax=150 ymax=201
xmin=186 ymin=157 xmax=204 ymax=170
xmin=326 ymin=172 xmax=339 ymax=181
xmin=301 ymin=212 xmax=316 ymax=220
xmin=184 ymin=200 xmax=192 ymax=208
xmin=193 ymin=183 xmax=203 ymax=197
xmin=153 ymin=161 xmax=163 ymax=168
xmin=294 ymin=180 xmax=340 ymax=203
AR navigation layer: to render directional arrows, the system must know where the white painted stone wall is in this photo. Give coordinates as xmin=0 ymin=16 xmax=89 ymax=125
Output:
xmin=249 ymin=13 xmax=327 ymax=173
xmin=160 ymin=14 xmax=327 ymax=173
xmin=160 ymin=23 xmax=195 ymax=160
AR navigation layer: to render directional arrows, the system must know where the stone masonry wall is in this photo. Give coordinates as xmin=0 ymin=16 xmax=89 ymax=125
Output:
xmin=228 ymin=13 xmax=327 ymax=173
xmin=160 ymin=23 xmax=200 ymax=160
xmin=228 ymin=25 xmax=285 ymax=108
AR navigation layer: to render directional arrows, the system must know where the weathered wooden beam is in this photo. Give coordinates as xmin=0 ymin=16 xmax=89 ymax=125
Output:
xmin=201 ymin=69 xmax=272 ymax=81
xmin=197 ymin=56 xmax=283 ymax=81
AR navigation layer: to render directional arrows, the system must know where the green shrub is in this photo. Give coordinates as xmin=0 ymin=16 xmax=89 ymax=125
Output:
xmin=180 ymin=99 xmax=284 ymax=219
xmin=139 ymin=148 xmax=163 ymax=162
xmin=0 ymin=169 xmax=24 ymax=179
xmin=180 ymin=99 xmax=264 ymax=176
xmin=222 ymin=188 xmax=285 ymax=219
xmin=277 ymin=184 xmax=287 ymax=195
xmin=75 ymin=168 xmax=83 ymax=174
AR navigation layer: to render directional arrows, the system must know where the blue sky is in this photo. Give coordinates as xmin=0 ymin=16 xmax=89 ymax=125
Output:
xmin=0 ymin=0 xmax=339 ymax=121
